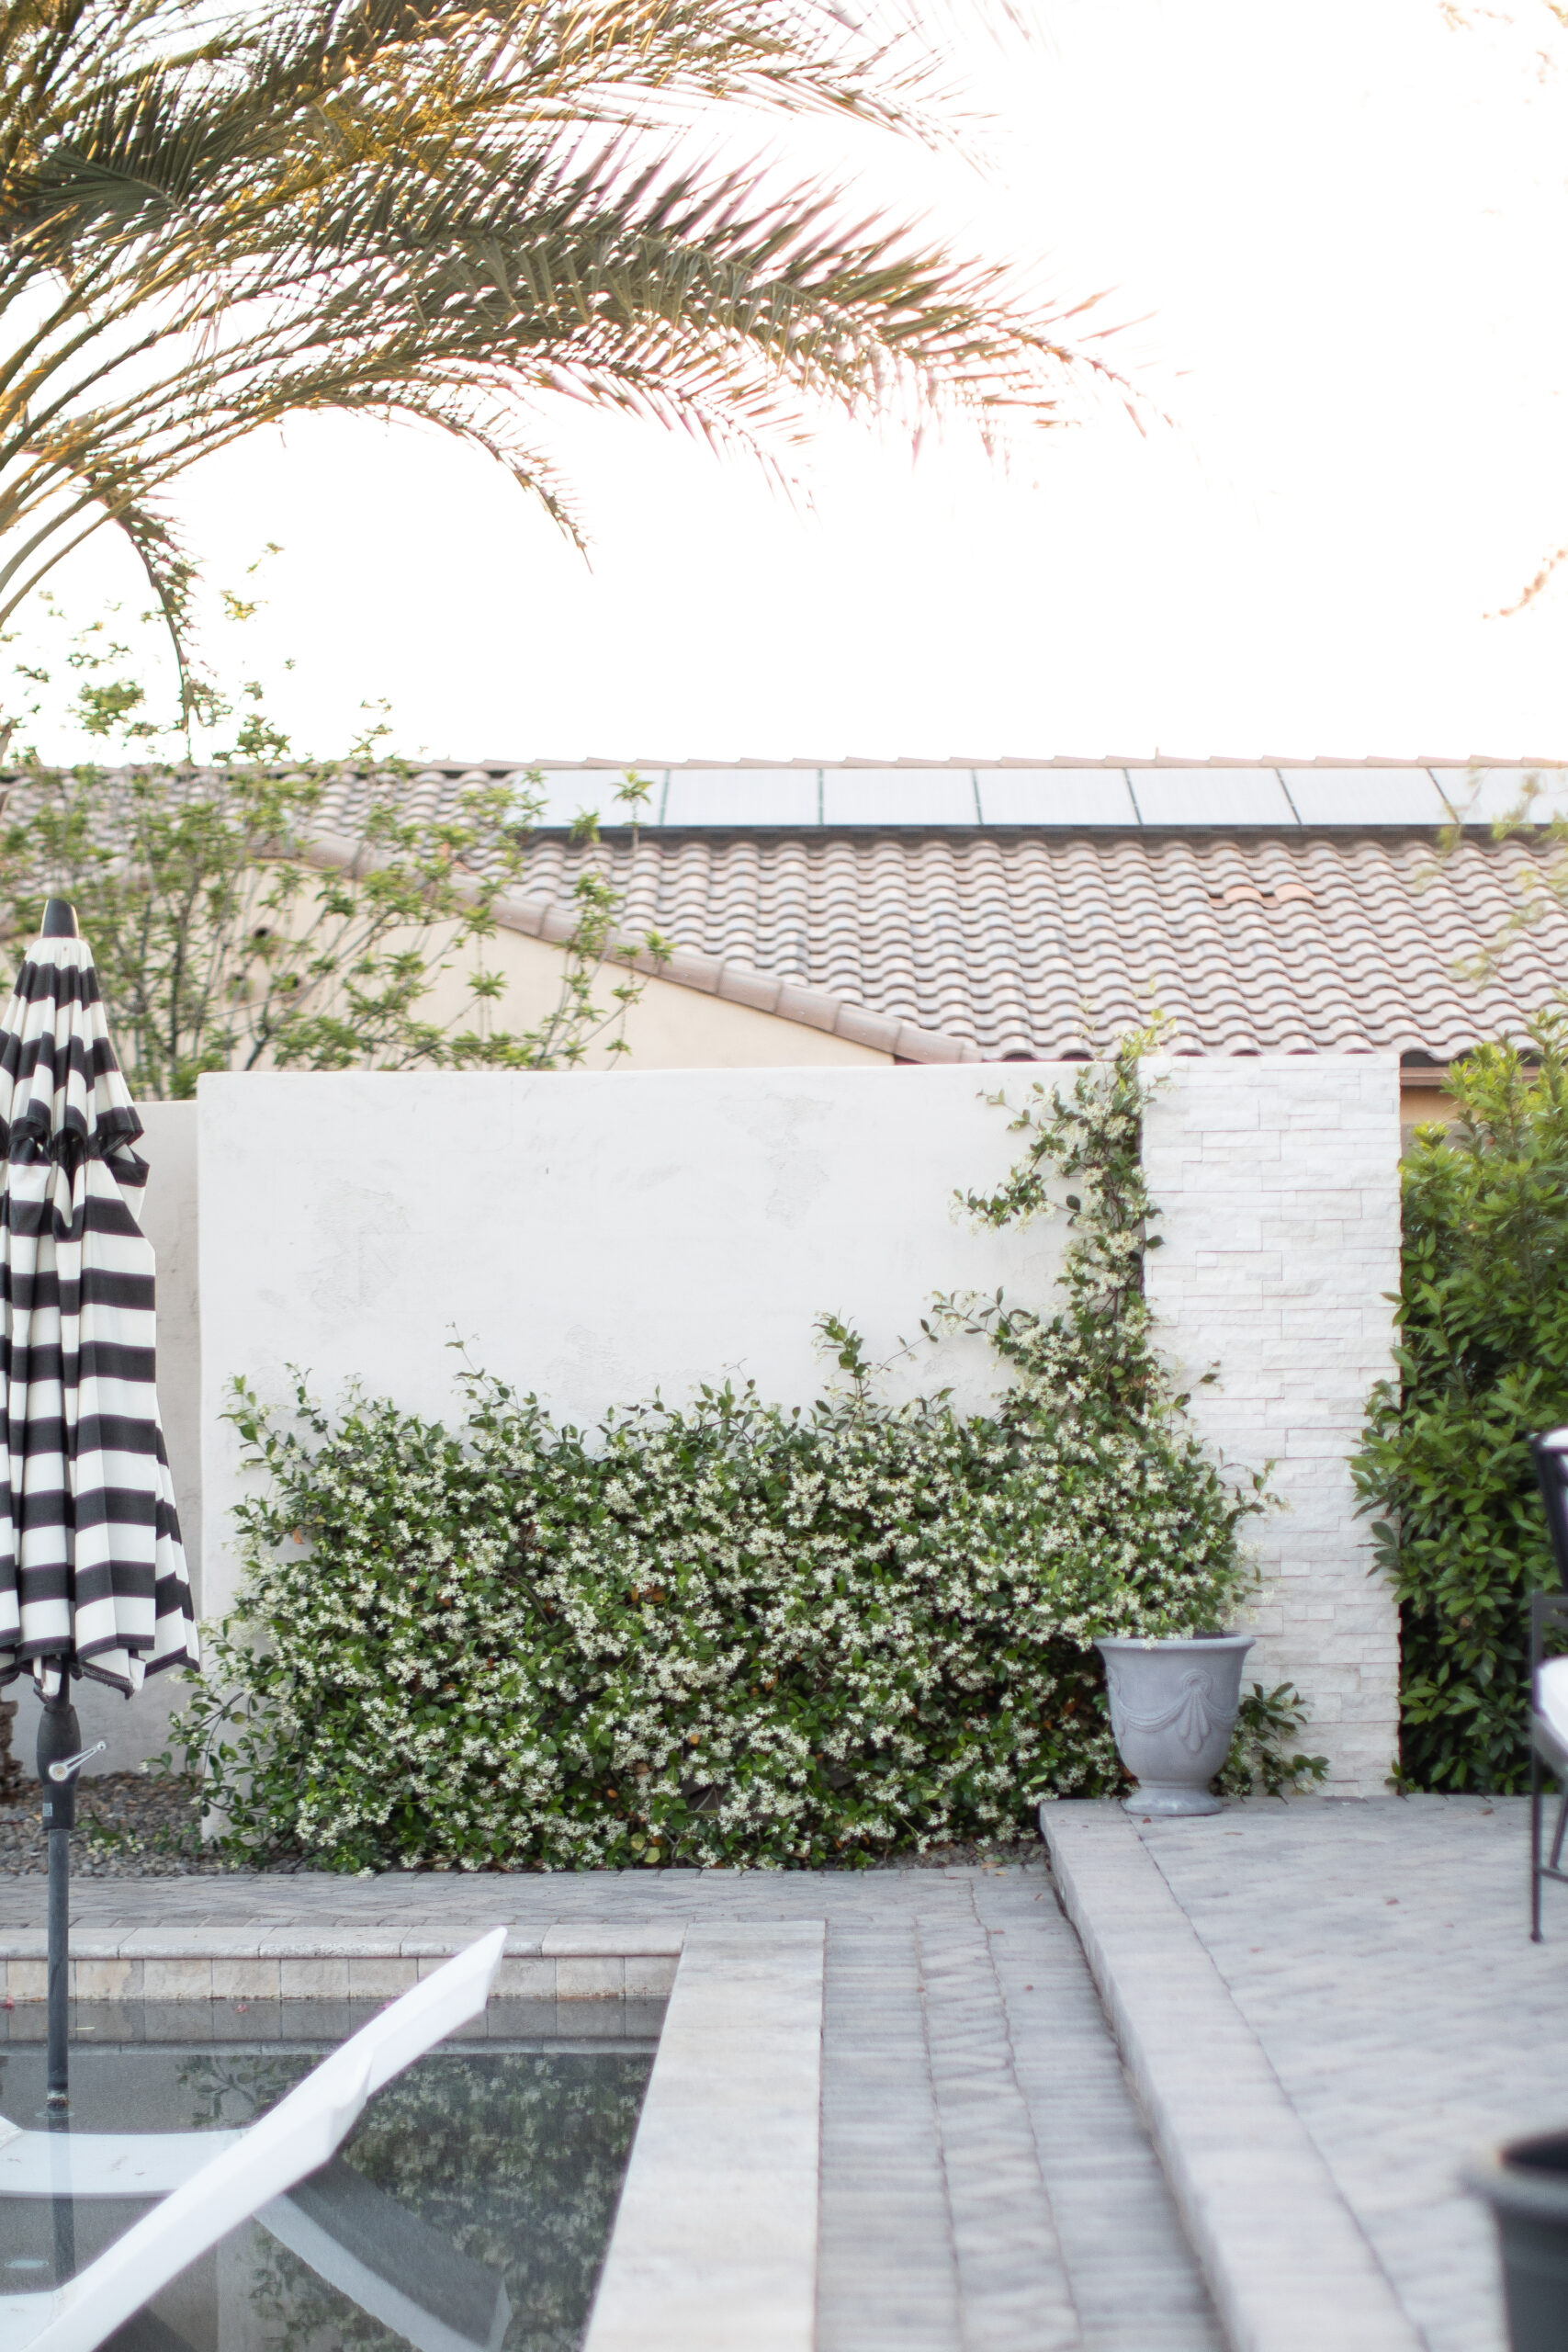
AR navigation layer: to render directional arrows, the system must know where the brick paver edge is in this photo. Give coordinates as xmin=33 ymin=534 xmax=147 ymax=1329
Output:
xmin=1041 ymin=1800 xmax=1422 ymax=2352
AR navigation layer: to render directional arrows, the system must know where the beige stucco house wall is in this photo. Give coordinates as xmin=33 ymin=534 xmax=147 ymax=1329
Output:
xmin=415 ymin=918 xmax=894 ymax=1069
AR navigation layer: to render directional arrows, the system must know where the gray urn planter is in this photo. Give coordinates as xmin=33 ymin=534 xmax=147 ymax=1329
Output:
xmin=1095 ymin=1634 xmax=1255 ymax=1817
xmin=1464 ymin=2129 xmax=1568 ymax=2352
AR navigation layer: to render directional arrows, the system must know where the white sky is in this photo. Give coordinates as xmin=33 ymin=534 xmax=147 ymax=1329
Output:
xmin=24 ymin=0 xmax=1568 ymax=763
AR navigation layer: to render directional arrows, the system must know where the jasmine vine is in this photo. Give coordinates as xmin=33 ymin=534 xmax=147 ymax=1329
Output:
xmin=177 ymin=1034 xmax=1285 ymax=1871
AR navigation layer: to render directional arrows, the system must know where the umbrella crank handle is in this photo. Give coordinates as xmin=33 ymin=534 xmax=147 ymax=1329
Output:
xmin=47 ymin=1742 xmax=105 ymax=1784
xmin=40 ymin=1738 xmax=105 ymax=1831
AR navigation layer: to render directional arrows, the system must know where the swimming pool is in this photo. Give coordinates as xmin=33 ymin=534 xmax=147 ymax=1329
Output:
xmin=0 ymin=2007 xmax=656 ymax=2352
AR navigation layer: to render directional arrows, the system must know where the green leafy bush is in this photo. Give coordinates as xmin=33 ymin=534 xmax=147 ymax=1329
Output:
xmin=1218 ymin=1684 xmax=1330 ymax=1800
xmin=1355 ymin=1019 xmax=1568 ymax=1791
xmin=182 ymin=1042 xmax=1284 ymax=1870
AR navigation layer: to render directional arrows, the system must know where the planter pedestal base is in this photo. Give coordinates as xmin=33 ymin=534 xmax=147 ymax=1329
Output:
xmin=1122 ymin=1782 xmax=1224 ymax=1819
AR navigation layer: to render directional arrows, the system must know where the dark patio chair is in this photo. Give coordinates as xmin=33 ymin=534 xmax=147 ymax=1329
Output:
xmin=1528 ymin=1430 xmax=1568 ymax=1939
xmin=1530 ymin=1428 xmax=1568 ymax=1589
xmin=1530 ymin=1593 xmax=1568 ymax=1939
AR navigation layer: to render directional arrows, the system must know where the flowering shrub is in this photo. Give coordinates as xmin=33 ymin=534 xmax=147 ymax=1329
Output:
xmin=181 ymin=1038 xmax=1284 ymax=1870
xmin=1355 ymin=1020 xmax=1568 ymax=1791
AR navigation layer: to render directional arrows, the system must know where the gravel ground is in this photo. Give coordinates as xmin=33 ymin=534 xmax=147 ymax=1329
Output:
xmin=0 ymin=1771 xmax=218 ymax=1877
xmin=0 ymin=1776 xmax=1048 ymax=1879
xmin=874 ymin=1835 xmax=1045 ymax=1871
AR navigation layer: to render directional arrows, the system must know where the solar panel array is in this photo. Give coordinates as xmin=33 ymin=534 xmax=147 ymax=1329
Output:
xmin=497 ymin=765 xmax=1568 ymax=830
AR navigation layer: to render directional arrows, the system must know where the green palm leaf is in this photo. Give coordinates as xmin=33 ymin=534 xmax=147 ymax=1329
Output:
xmin=0 ymin=0 xmax=1131 ymax=705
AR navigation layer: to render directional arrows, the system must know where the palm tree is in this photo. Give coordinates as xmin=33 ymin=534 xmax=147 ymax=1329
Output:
xmin=0 ymin=0 xmax=1118 ymax=710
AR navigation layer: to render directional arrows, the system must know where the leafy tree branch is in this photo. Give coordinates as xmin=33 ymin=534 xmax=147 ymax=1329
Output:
xmin=0 ymin=0 xmax=1134 ymax=713
xmin=0 ymin=753 xmax=671 ymax=1091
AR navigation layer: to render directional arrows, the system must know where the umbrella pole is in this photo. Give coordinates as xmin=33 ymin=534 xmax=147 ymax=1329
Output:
xmin=46 ymin=1826 xmax=72 ymax=2282
xmin=46 ymin=1817 xmax=68 ymax=2103
xmin=37 ymin=1692 xmax=82 ymax=2109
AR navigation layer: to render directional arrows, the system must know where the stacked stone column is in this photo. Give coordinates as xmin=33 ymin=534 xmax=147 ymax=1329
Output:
xmin=1142 ymin=1055 xmax=1402 ymax=1797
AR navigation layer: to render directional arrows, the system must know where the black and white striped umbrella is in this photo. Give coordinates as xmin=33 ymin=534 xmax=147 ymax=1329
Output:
xmin=0 ymin=917 xmax=196 ymax=1697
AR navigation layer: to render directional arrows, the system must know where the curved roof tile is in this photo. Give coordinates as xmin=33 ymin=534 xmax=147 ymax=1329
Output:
xmin=32 ymin=763 xmax=1560 ymax=1063
xmin=495 ymin=825 xmax=1564 ymax=1058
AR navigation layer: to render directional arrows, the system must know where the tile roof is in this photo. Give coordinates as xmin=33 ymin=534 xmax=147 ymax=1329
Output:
xmin=486 ymin=824 xmax=1566 ymax=1061
xmin=43 ymin=761 xmax=1568 ymax=1066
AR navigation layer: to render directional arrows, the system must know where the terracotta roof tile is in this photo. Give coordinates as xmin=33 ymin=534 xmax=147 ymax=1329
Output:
xmin=25 ymin=761 xmax=1562 ymax=1064
xmin=497 ymin=825 xmax=1566 ymax=1059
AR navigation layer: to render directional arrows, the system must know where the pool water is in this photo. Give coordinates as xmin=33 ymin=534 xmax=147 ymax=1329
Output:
xmin=0 ymin=2017 xmax=654 ymax=2352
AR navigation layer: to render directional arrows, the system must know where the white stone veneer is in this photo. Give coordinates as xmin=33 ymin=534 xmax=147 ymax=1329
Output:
xmin=1142 ymin=1056 xmax=1402 ymax=1797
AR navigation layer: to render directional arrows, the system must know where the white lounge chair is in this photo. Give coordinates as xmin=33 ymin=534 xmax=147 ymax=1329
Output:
xmin=0 ymin=1927 xmax=507 ymax=2352
xmin=1532 ymin=1601 xmax=1568 ymax=1939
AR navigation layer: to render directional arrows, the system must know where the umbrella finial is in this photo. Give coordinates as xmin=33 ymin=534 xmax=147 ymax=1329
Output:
xmin=40 ymin=899 xmax=76 ymax=940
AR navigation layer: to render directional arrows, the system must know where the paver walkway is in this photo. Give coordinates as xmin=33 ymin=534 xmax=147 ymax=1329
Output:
xmin=18 ymin=1801 xmax=1535 ymax=2350
xmin=0 ymin=1860 xmax=1220 ymax=2352
xmin=1125 ymin=1795 xmax=1568 ymax=2352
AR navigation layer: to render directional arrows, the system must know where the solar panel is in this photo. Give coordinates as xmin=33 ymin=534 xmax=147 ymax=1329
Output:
xmin=976 ymin=770 xmax=1139 ymax=825
xmin=662 ymin=770 xmax=820 ymax=826
xmin=1280 ymin=771 xmax=1448 ymax=825
xmin=821 ymin=771 xmax=978 ymax=825
xmin=1129 ymin=770 xmax=1298 ymax=826
xmin=502 ymin=762 xmax=1564 ymax=834
xmin=514 ymin=769 xmax=650 ymax=829
xmin=1428 ymin=768 xmax=1568 ymax=823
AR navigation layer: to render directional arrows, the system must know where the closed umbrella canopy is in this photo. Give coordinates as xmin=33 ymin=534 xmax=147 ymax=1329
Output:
xmin=0 ymin=918 xmax=196 ymax=1696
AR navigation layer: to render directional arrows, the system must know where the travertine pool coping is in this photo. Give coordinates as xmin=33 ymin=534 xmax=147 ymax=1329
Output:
xmin=0 ymin=1920 xmax=684 ymax=2003
xmin=584 ymin=1920 xmax=824 ymax=2352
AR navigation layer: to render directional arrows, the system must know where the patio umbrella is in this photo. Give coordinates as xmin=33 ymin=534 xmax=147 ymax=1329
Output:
xmin=0 ymin=899 xmax=197 ymax=2113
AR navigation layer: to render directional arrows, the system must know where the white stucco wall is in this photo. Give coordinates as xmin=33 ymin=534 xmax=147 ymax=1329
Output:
xmin=193 ymin=1057 xmax=1404 ymax=1792
xmin=138 ymin=1102 xmax=202 ymax=1570
xmin=197 ymin=1065 xmax=1069 ymax=1623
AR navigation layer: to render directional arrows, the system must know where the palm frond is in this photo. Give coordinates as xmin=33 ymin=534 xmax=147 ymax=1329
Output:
xmin=0 ymin=0 xmax=1136 ymax=662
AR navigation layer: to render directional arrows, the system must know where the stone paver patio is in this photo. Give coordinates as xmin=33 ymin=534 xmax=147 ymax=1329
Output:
xmin=1115 ymin=1795 xmax=1564 ymax=2352
xmin=0 ymin=1856 xmax=1221 ymax=2352
xmin=0 ymin=1795 xmax=1553 ymax=2350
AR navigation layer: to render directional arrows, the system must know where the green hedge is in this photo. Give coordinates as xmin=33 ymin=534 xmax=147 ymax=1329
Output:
xmin=182 ymin=1043 xmax=1296 ymax=1870
xmin=1355 ymin=1023 xmax=1568 ymax=1791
